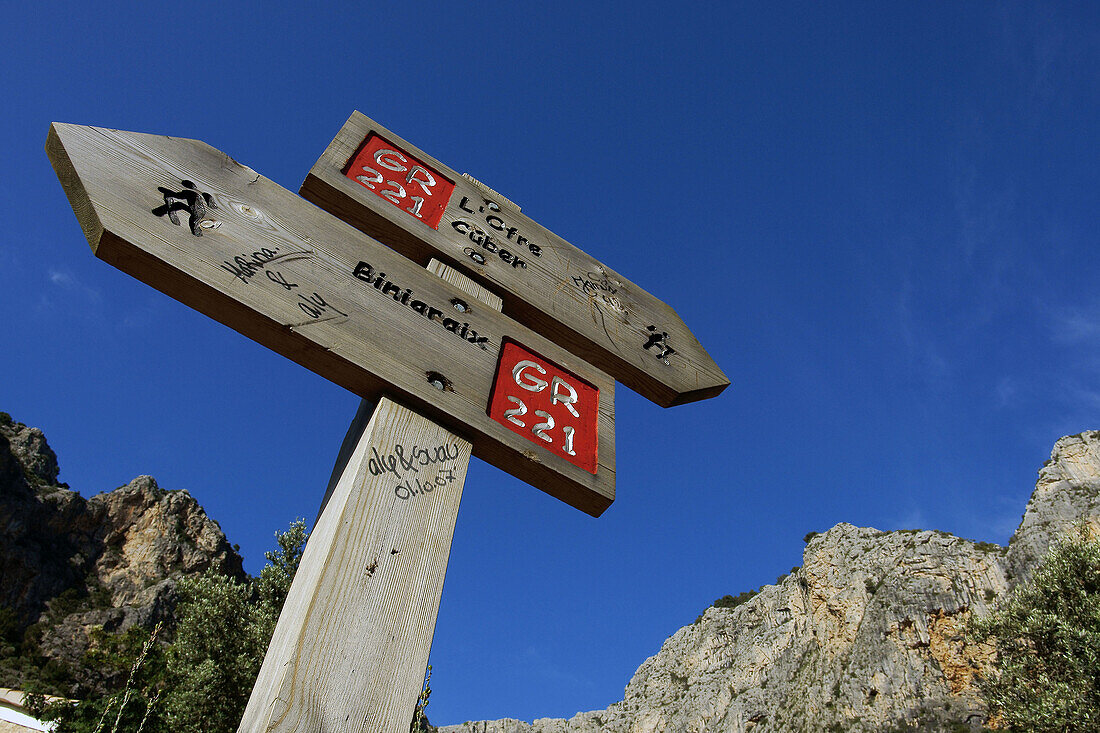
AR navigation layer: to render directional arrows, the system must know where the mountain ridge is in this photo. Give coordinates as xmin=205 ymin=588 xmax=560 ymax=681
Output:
xmin=0 ymin=411 xmax=245 ymax=696
xmin=2 ymin=412 xmax=1097 ymax=730
xmin=438 ymin=431 xmax=1100 ymax=732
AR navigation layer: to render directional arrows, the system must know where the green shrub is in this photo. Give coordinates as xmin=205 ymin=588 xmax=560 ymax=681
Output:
xmin=25 ymin=517 xmax=434 ymax=732
xmin=158 ymin=572 xmax=268 ymax=732
xmin=0 ymin=608 xmax=77 ymax=697
xmin=971 ymin=525 xmax=1100 ymax=731
xmin=713 ymin=590 xmax=758 ymax=609
xmin=30 ymin=519 xmax=308 ymax=733
xmin=695 ymin=590 xmax=759 ymax=623
xmin=28 ymin=624 xmax=164 ymax=733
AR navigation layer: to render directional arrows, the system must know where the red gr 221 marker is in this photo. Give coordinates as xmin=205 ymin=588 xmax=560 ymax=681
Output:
xmin=343 ymin=134 xmax=456 ymax=230
xmin=488 ymin=339 xmax=599 ymax=474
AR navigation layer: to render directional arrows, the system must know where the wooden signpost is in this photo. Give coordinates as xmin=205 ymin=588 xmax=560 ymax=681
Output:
xmin=301 ymin=112 xmax=729 ymax=408
xmin=46 ymin=123 xmax=614 ymax=516
xmin=46 ymin=116 xmax=727 ymax=732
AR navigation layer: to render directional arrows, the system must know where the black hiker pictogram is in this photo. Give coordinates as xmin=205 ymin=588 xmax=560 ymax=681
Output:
xmin=643 ymin=325 xmax=677 ymax=364
xmin=152 ymin=179 xmax=217 ymax=236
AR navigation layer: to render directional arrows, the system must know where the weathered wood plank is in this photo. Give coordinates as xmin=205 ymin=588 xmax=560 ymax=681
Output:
xmin=300 ymin=111 xmax=729 ymax=408
xmin=311 ymin=261 xmax=497 ymax=521
xmin=239 ymin=397 xmax=471 ymax=733
xmin=241 ymin=261 xmax=499 ymax=733
xmin=426 ymin=258 xmax=503 ymax=311
xmin=46 ymin=123 xmax=614 ymax=516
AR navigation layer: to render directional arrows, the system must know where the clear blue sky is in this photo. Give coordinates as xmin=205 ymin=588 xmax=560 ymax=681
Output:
xmin=2 ymin=1 xmax=1098 ymax=725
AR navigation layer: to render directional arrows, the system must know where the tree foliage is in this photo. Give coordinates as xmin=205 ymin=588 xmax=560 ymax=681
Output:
xmin=158 ymin=572 xmax=270 ymax=732
xmin=972 ymin=525 xmax=1100 ymax=732
xmin=28 ymin=519 xmax=307 ymax=733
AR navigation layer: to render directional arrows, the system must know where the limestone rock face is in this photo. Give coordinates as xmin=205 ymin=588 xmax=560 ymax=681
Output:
xmin=1007 ymin=430 xmax=1100 ymax=583
xmin=2 ymin=419 xmax=60 ymax=486
xmin=0 ymin=413 xmax=245 ymax=694
xmin=440 ymin=432 xmax=1100 ymax=733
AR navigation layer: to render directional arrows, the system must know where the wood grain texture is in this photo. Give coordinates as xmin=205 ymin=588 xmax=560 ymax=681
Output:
xmin=241 ymin=263 xmax=500 ymax=733
xmin=46 ymin=123 xmax=614 ymax=516
xmin=312 ymin=253 xmax=501 ymax=522
xmin=300 ymin=111 xmax=729 ymax=408
xmin=427 ymin=258 xmax=503 ymax=311
xmin=238 ymin=397 xmax=472 ymax=733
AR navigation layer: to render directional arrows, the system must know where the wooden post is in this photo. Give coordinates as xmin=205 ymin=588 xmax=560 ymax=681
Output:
xmin=238 ymin=262 xmax=502 ymax=732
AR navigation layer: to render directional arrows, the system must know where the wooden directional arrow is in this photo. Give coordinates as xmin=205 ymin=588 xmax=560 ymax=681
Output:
xmin=301 ymin=111 xmax=729 ymax=408
xmin=47 ymin=123 xmax=615 ymax=516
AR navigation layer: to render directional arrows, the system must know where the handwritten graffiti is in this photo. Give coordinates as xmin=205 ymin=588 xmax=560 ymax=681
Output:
xmin=364 ymin=442 xmax=463 ymax=501
xmin=367 ymin=443 xmax=462 ymax=481
xmin=152 ymin=180 xmax=217 ymax=236
xmin=220 ymin=247 xmax=346 ymax=324
xmin=571 ymin=273 xmax=617 ymax=296
xmin=295 ymin=291 xmax=347 ymax=320
xmin=570 ymin=272 xmax=626 ymax=315
xmin=394 ymin=467 xmax=460 ymax=500
xmin=220 ymin=247 xmax=281 ymax=284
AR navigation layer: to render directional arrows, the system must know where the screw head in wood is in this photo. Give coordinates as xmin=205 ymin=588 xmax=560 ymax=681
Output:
xmin=426 ymin=371 xmax=451 ymax=391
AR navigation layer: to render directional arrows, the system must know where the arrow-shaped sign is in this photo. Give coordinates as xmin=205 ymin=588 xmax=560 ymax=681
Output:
xmin=301 ymin=112 xmax=729 ymax=408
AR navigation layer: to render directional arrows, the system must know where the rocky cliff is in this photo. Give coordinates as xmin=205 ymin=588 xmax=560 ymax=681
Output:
xmin=1006 ymin=432 xmax=1100 ymax=584
xmin=440 ymin=431 xmax=1100 ymax=733
xmin=4 ymin=412 xmax=1096 ymax=730
xmin=0 ymin=412 xmax=245 ymax=695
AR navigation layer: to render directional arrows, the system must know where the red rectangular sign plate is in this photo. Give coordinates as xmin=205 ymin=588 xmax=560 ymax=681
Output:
xmin=344 ymin=134 xmax=455 ymax=230
xmin=488 ymin=339 xmax=599 ymax=474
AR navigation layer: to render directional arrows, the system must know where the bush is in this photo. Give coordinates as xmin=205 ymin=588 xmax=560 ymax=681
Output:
xmin=28 ymin=624 xmax=165 ymax=733
xmin=713 ymin=590 xmax=758 ymax=610
xmin=971 ymin=525 xmax=1100 ymax=731
xmin=30 ymin=519 xmax=308 ymax=733
xmin=695 ymin=590 xmax=759 ymax=624
xmin=27 ymin=517 xmax=432 ymax=732
xmin=159 ymin=572 xmax=269 ymax=732
xmin=0 ymin=606 xmax=79 ymax=697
